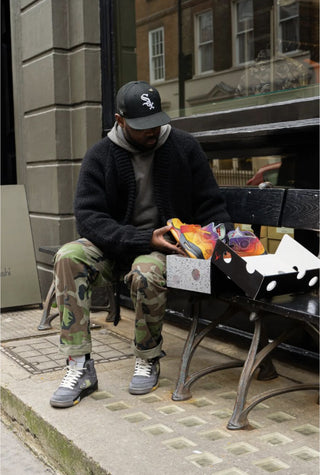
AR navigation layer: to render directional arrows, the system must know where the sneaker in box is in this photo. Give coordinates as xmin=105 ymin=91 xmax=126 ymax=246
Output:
xmin=212 ymin=234 xmax=320 ymax=299
xmin=166 ymin=254 xmax=212 ymax=294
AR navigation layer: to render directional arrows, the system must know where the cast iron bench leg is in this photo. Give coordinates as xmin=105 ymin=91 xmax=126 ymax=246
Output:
xmin=172 ymin=300 xmax=242 ymax=401
xmin=227 ymin=312 xmax=312 ymax=430
xmin=104 ymin=284 xmax=118 ymax=322
xmin=38 ymin=279 xmax=58 ymax=330
xmin=172 ymin=299 xmax=200 ymax=401
xmin=257 ymin=321 xmax=278 ymax=381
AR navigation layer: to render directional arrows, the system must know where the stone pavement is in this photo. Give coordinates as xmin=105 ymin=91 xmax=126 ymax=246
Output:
xmin=0 ymin=307 xmax=319 ymax=475
xmin=1 ymin=420 xmax=57 ymax=474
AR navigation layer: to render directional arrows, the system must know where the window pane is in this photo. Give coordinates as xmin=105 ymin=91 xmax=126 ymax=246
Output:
xmin=237 ymin=0 xmax=253 ymax=31
xmin=200 ymin=43 xmax=213 ymax=72
xmin=153 ymin=56 xmax=164 ymax=80
xmin=280 ymin=1 xmax=299 ymax=21
xmin=197 ymin=11 xmax=213 ymax=73
xmin=236 ymin=0 xmax=254 ymax=63
xmin=238 ymin=31 xmax=254 ymax=63
xmin=149 ymin=27 xmax=164 ymax=81
xmin=279 ymin=1 xmax=299 ymax=53
xmin=199 ymin=13 xmax=213 ymax=43
xmin=281 ymin=18 xmax=299 ymax=52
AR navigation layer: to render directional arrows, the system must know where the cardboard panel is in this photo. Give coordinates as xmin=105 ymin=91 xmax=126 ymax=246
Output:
xmin=267 ymin=226 xmax=294 ymax=240
xmin=166 ymin=255 xmax=212 ymax=294
xmin=1 ymin=185 xmax=41 ymax=308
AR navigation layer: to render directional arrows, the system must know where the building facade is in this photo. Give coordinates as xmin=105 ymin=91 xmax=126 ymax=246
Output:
xmin=3 ymin=0 xmax=319 ymax=300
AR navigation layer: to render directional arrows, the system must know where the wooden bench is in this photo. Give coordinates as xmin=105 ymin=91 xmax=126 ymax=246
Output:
xmin=38 ymin=186 xmax=319 ymax=431
xmin=169 ymin=186 xmax=319 ymax=430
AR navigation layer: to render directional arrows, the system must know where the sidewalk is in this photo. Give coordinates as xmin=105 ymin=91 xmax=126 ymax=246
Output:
xmin=1 ymin=306 xmax=319 ymax=475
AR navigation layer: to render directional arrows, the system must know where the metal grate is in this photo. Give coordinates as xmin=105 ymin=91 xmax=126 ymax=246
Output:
xmin=1 ymin=329 xmax=133 ymax=375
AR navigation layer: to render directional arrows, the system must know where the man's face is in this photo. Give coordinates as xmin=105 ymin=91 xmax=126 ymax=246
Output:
xmin=115 ymin=114 xmax=161 ymax=151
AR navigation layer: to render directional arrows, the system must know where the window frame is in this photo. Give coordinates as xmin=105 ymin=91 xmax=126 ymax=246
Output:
xmin=276 ymin=0 xmax=300 ymax=55
xmin=194 ymin=10 xmax=214 ymax=75
xmin=233 ymin=0 xmax=254 ymax=66
xmin=148 ymin=26 xmax=165 ymax=83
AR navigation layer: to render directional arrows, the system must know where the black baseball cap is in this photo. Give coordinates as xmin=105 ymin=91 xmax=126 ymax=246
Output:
xmin=116 ymin=81 xmax=171 ymax=130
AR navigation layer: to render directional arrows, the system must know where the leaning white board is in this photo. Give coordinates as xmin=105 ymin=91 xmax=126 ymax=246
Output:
xmin=1 ymin=185 xmax=41 ymax=308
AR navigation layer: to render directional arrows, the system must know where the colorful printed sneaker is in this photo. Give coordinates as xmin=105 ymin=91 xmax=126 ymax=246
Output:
xmin=50 ymin=358 xmax=98 ymax=408
xmin=202 ymin=222 xmax=226 ymax=241
xmin=167 ymin=218 xmax=216 ymax=259
xmin=226 ymin=227 xmax=266 ymax=257
xmin=167 ymin=218 xmax=225 ymax=260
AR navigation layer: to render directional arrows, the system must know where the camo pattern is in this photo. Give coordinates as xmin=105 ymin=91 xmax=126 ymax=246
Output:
xmin=125 ymin=252 xmax=167 ymax=359
xmin=54 ymin=239 xmax=167 ymax=359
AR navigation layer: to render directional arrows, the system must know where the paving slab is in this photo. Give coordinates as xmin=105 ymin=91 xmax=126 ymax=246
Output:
xmin=1 ymin=307 xmax=319 ymax=475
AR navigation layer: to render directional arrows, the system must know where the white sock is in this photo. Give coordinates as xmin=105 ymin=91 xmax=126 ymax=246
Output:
xmin=68 ymin=355 xmax=86 ymax=367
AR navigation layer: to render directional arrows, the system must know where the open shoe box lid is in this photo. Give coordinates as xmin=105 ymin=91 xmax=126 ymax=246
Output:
xmin=212 ymin=234 xmax=320 ymax=299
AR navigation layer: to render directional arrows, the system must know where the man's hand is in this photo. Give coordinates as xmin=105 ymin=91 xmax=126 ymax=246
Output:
xmin=151 ymin=225 xmax=187 ymax=256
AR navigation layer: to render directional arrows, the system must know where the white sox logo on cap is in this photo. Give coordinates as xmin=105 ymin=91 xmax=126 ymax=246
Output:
xmin=141 ymin=93 xmax=155 ymax=111
xmin=116 ymin=81 xmax=170 ymax=129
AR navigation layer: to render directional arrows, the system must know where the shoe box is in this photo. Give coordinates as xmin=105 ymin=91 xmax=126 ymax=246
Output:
xmin=212 ymin=234 xmax=319 ymax=299
xmin=167 ymin=234 xmax=320 ymax=299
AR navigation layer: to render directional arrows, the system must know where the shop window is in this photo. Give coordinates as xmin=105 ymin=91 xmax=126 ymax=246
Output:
xmin=149 ymin=27 xmax=165 ymax=82
xmin=195 ymin=11 xmax=213 ymax=74
xmin=234 ymin=0 xmax=254 ymax=65
xmin=278 ymin=0 xmax=299 ymax=54
xmin=209 ymin=157 xmax=253 ymax=186
xmin=102 ymin=1 xmax=319 ymax=122
xmin=208 ymin=154 xmax=311 ymax=189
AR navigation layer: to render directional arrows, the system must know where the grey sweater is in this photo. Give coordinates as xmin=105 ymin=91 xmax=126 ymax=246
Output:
xmin=108 ymin=123 xmax=171 ymax=229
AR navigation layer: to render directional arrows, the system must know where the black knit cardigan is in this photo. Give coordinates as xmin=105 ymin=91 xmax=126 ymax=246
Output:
xmin=74 ymin=127 xmax=232 ymax=268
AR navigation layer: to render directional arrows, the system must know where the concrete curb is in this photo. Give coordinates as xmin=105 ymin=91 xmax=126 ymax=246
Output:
xmin=1 ymin=386 xmax=110 ymax=475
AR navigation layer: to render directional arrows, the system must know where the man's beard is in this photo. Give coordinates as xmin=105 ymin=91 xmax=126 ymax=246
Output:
xmin=123 ymin=129 xmax=159 ymax=151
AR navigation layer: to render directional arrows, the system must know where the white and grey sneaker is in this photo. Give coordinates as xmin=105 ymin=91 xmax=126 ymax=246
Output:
xmin=129 ymin=352 xmax=165 ymax=395
xmin=50 ymin=359 xmax=98 ymax=408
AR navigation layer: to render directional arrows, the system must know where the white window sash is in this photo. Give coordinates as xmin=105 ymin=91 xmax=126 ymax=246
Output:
xmin=277 ymin=0 xmax=299 ymax=54
xmin=195 ymin=11 xmax=213 ymax=74
xmin=233 ymin=0 xmax=254 ymax=65
xmin=149 ymin=27 xmax=165 ymax=82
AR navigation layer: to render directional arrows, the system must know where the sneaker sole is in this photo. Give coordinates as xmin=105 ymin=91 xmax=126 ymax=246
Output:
xmin=50 ymin=381 xmax=98 ymax=408
xmin=128 ymin=380 xmax=159 ymax=396
xmin=178 ymin=235 xmax=205 ymax=259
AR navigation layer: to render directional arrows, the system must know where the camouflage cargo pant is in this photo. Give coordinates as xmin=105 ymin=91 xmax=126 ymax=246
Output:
xmin=54 ymin=238 xmax=167 ymax=359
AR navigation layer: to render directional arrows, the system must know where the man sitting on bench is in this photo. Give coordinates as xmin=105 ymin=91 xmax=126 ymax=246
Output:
xmin=50 ymin=80 xmax=232 ymax=408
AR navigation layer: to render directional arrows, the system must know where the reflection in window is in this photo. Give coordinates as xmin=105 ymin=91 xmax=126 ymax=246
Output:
xmin=132 ymin=1 xmax=318 ymax=116
xmin=209 ymin=152 xmax=318 ymax=190
xmin=278 ymin=0 xmax=299 ymax=54
xmin=210 ymin=156 xmax=283 ymax=187
xmin=149 ymin=27 xmax=165 ymax=82
xmin=196 ymin=11 xmax=213 ymax=73
xmin=235 ymin=0 xmax=254 ymax=64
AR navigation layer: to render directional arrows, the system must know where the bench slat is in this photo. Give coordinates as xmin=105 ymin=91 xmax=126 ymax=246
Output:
xmin=281 ymin=189 xmax=320 ymax=230
xmin=220 ymin=187 xmax=285 ymax=226
xmin=227 ymin=293 xmax=319 ymax=326
xmin=39 ymin=245 xmax=60 ymax=256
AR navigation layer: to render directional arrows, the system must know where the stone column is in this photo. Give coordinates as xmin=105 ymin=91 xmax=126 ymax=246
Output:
xmin=10 ymin=0 xmax=102 ymax=298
